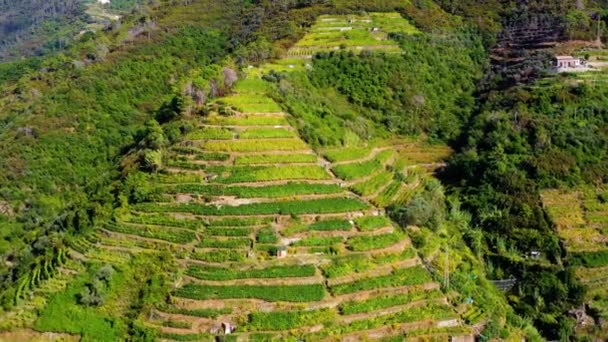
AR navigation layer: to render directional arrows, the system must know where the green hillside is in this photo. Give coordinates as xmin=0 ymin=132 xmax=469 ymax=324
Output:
xmin=0 ymin=0 xmax=608 ymax=341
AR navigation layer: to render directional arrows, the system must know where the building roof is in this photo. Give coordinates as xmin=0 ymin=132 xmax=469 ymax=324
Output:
xmin=555 ymin=55 xmax=577 ymax=60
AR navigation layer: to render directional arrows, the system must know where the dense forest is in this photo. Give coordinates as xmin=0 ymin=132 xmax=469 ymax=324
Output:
xmin=0 ymin=0 xmax=607 ymax=340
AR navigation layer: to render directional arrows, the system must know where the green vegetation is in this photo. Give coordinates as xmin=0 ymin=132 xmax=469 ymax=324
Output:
xmin=355 ymin=216 xmax=392 ymax=231
xmin=247 ymin=308 xmax=335 ymax=331
xmin=308 ymin=219 xmax=352 ymax=231
xmin=198 ymin=237 xmax=251 ymax=249
xmin=213 ymin=165 xmax=331 ymax=183
xmin=292 ymin=236 xmax=343 ymax=247
xmin=238 ymin=128 xmax=296 ymax=139
xmin=186 ymin=127 xmax=234 ymax=140
xmin=133 ymin=197 xmax=369 ymax=216
xmin=206 ymin=115 xmax=288 ymax=126
xmin=256 ymin=227 xmax=278 ymax=244
xmin=323 ymin=147 xmax=372 ymax=163
xmin=192 ymin=249 xmax=246 ymax=263
xmin=339 ymin=289 xmax=443 ymax=315
xmin=346 ymin=232 xmax=403 ymax=251
xmin=156 ymin=305 xmax=232 ymax=318
xmin=186 ymin=264 xmax=316 ymax=281
xmin=330 ymin=267 xmax=432 ymax=295
xmin=105 ymin=223 xmax=196 ymax=244
xmin=160 ymin=182 xmax=342 ymax=198
xmin=175 ymin=283 xmax=326 ymax=302
xmin=351 ymin=171 xmax=394 ymax=196
xmin=235 ymin=153 xmax=318 ymax=165
xmin=332 ymin=159 xmax=385 ymax=181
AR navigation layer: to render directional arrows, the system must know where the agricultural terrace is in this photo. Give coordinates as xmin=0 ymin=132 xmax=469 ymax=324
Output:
xmin=87 ymin=74 xmax=473 ymax=340
xmin=288 ymin=12 xmax=419 ymax=57
xmin=542 ymin=187 xmax=608 ymax=335
xmin=322 ymin=141 xmax=451 ymax=206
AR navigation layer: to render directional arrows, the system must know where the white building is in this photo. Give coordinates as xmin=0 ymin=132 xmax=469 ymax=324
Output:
xmin=555 ymin=55 xmax=583 ymax=69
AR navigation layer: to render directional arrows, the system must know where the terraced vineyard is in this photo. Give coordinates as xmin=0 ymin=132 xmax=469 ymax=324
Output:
xmin=321 ymin=141 xmax=451 ymax=208
xmin=541 ymin=188 xmax=608 ymax=338
xmin=85 ymin=70 xmax=474 ymax=340
xmin=287 ymin=12 xmax=419 ymax=58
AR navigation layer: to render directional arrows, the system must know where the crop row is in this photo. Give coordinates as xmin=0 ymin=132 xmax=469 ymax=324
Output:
xmin=205 ymin=217 xmax=272 ymax=227
xmin=329 ymin=266 xmax=432 ymax=295
xmin=338 ymin=288 xmax=443 ymax=315
xmin=205 ymin=114 xmax=288 ymax=126
xmin=292 ymin=236 xmax=344 ymax=247
xmin=322 ymin=147 xmax=372 ymax=163
xmin=156 ymin=304 xmax=232 ymax=318
xmin=205 ymin=227 xmax=253 ymax=237
xmin=355 ymin=216 xmax=392 ymax=231
xmin=186 ymin=127 xmax=234 ymax=140
xmin=132 ymin=197 xmax=369 ymax=216
xmin=235 ymin=153 xmax=317 ymax=165
xmin=246 ymin=308 xmax=335 ymax=331
xmin=202 ymin=138 xmax=308 ymax=152
xmin=105 ymin=223 xmax=196 ymax=244
xmin=332 ymin=159 xmax=384 ymax=181
xmin=185 ymin=264 xmax=316 ymax=281
xmin=123 ymin=215 xmax=202 ymax=230
xmin=160 ymin=182 xmax=343 ymax=198
xmin=256 ymin=227 xmax=278 ymax=243
xmin=197 ymin=237 xmax=251 ymax=249
xmin=350 ymin=171 xmax=393 ymax=196
xmin=310 ymin=303 xmax=455 ymax=337
xmin=191 ymin=249 xmax=246 ymax=263
xmin=238 ymin=128 xmax=296 ymax=139
xmin=175 ymin=283 xmax=326 ymax=302
xmin=346 ymin=232 xmax=404 ymax=251
xmin=318 ymin=248 xmax=416 ymax=279
xmin=570 ymin=250 xmax=608 ymax=268
xmin=213 ymin=165 xmax=331 ymax=183
xmin=308 ymin=219 xmax=352 ymax=231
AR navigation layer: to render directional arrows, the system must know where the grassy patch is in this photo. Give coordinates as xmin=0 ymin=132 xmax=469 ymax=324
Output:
xmin=332 ymin=159 xmax=384 ymax=180
xmin=308 ymin=219 xmax=352 ymax=231
xmin=256 ymin=227 xmax=278 ymax=244
xmin=292 ymin=236 xmax=343 ymax=247
xmin=351 ymin=171 xmax=393 ymax=196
